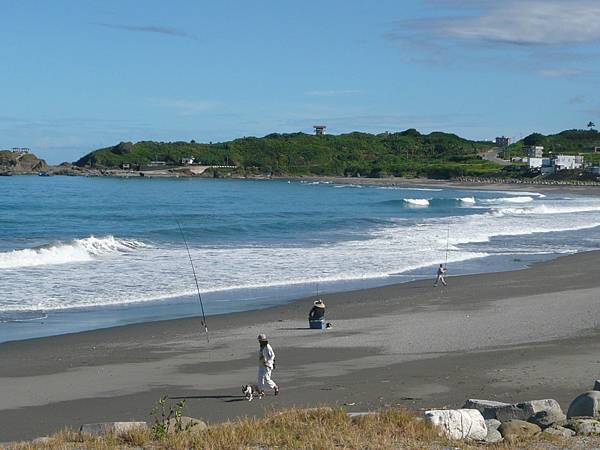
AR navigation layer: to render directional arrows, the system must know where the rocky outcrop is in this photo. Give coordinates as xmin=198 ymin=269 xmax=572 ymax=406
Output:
xmin=0 ymin=151 xmax=47 ymax=174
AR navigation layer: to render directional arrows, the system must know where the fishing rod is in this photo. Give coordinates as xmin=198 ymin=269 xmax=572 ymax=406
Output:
xmin=177 ymin=221 xmax=209 ymax=344
xmin=444 ymin=221 xmax=451 ymax=268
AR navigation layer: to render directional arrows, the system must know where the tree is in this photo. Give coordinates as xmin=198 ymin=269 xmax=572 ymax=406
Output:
xmin=588 ymin=121 xmax=596 ymax=131
xmin=523 ymin=133 xmax=545 ymax=146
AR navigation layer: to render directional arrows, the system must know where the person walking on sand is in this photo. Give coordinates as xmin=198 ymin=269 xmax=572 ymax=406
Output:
xmin=257 ymin=334 xmax=279 ymax=396
xmin=434 ymin=263 xmax=447 ymax=287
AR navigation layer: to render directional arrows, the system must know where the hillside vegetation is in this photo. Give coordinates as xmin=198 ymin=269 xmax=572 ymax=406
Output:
xmin=75 ymin=130 xmax=498 ymax=179
xmin=506 ymin=129 xmax=600 ymax=163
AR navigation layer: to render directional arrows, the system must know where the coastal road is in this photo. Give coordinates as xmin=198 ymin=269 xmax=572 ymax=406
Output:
xmin=1 ymin=252 xmax=600 ymax=441
xmin=480 ymin=147 xmax=511 ymax=166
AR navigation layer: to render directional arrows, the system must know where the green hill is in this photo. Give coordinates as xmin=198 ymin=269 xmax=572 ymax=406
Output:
xmin=75 ymin=130 xmax=498 ymax=179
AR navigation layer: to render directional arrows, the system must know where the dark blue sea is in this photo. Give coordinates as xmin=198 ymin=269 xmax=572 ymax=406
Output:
xmin=2 ymin=176 xmax=600 ymax=342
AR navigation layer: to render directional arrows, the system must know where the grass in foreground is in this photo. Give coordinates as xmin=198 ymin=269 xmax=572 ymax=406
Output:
xmin=7 ymin=406 xmax=599 ymax=450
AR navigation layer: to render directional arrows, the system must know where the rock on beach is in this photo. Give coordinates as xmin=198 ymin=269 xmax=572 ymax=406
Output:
xmin=462 ymin=399 xmax=510 ymax=420
xmin=567 ymin=391 xmax=600 ymax=418
xmin=498 ymin=420 xmax=541 ymax=443
xmin=80 ymin=422 xmax=148 ymax=437
xmin=424 ymin=409 xmax=487 ymax=441
xmin=495 ymin=399 xmax=563 ymax=422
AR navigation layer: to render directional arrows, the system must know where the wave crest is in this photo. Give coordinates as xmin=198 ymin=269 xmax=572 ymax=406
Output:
xmin=495 ymin=204 xmax=600 ymax=216
xmin=0 ymin=236 xmax=146 ymax=269
xmin=403 ymin=198 xmax=430 ymax=206
xmin=482 ymin=196 xmax=534 ymax=204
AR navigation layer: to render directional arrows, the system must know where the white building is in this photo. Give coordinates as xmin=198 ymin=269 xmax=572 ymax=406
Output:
xmin=528 ymin=157 xmax=552 ymax=169
xmin=554 ymin=155 xmax=583 ymax=171
xmin=528 ymin=157 xmax=554 ymax=175
xmin=525 ymin=146 xmax=544 ymax=158
xmin=528 ymin=157 xmax=543 ymax=169
xmin=180 ymin=156 xmax=195 ymax=165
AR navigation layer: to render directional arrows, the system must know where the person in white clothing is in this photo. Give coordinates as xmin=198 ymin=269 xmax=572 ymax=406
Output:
xmin=257 ymin=333 xmax=279 ymax=395
xmin=434 ymin=263 xmax=447 ymax=287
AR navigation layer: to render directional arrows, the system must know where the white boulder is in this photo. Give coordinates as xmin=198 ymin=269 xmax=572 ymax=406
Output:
xmin=424 ymin=409 xmax=487 ymax=441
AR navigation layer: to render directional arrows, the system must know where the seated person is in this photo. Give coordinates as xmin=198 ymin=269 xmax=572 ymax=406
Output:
xmin=309 ymin=299 xmax=326 ymax=328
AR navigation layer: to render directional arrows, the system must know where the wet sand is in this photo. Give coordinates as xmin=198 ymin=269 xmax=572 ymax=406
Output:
xmin=1 ymin=251 xmax=600 ymax=442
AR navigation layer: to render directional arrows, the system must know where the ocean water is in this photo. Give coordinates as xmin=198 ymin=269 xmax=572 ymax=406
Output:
xmin=2 ymin=176 xmax=600 ymax=342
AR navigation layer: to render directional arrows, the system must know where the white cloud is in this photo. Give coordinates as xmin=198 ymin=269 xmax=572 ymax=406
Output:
xmin=386 ymin=0 xmax=600 ymax=77
xmin=437 ymin=1 xmax=600 ymax=46
xmin=96 ymin=23 xmax=198 ymax=40
xmin=538 ymin=68 xmax=583 ymax=78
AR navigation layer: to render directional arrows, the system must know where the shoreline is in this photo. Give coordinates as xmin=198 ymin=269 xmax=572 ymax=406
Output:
xmin=286 ymin=175 xmax=600 ymax=195
xmin=2 ymin=250 xmax=600 ymax=441
xmin=6 ymin=170 xmax=600 ymax=192
xmin=0 ymin=250 xmax=557 ymax=344
xmin=0 ymin=250 xmax=555 ymax=346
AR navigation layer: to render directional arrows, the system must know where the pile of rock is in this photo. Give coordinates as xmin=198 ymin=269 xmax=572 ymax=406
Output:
xmin=425 ymin=380 xmax=600 ymax=444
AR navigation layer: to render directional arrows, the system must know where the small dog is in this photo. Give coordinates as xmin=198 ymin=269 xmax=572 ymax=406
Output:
xmin=242 ymin=384 xmax=263 ymax=401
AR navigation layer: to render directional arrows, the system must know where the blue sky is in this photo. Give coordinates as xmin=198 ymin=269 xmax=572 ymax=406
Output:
xmin=1 ymin=0 xmax=599 ymax=163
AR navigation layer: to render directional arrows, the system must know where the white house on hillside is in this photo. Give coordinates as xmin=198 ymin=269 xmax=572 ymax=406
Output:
xmin=554 ymin=155 xmax=583 ymax=171
xmin=180 ymin=156 xmax=195 ymax=165
xmin=528 ymin=157 xmax=554 ymax=175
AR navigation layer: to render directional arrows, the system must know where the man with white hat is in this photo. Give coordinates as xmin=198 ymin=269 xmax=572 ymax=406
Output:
xmin=309 ymin=298 xmax=326 ymax=329
xmin=257 ymin=333 xmax=279 ymax=396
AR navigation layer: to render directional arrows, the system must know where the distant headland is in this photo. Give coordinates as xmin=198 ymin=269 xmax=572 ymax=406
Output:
xmin=4 ymin=128 xmax=600 ymax=182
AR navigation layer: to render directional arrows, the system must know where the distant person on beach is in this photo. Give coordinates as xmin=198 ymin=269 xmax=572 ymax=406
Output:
xmin=257 ymin=334 xmax=279 ymax=396
xmin=434 ymin=263 xmax=447 ymax=287
xmin=309 ymin=299 xmax=326 ymax=328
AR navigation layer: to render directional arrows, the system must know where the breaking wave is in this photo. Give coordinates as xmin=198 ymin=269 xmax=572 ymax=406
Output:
xmin=0 ymin=236 xmax=146 ymax=269
xmin=403 ymin=198 xmax=430 ymax=206
xmin=495 ymin=204 xmax=600 ymax=216
xmin=481 ymin=196 xmax=534 ymax=204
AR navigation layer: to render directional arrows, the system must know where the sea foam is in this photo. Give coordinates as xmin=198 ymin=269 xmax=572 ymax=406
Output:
xmin=0 ymin=236 xmax=145 ymax=269
xmin=404 ymin=198 xmax=430 ymax=206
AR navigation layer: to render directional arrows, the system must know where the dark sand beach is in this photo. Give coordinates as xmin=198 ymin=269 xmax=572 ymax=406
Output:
xmin=2 ymin=251 xmax=600 ymax=442
xmin=291 ymin=175 xmax=600 ymax=196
